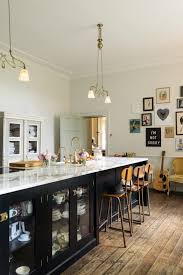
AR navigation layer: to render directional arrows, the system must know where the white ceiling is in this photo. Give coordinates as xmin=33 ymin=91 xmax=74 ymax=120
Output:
xmin=1 ymin=0 xmax=183 ymax=77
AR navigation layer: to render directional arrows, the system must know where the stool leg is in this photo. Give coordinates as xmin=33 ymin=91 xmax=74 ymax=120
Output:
xmin=106 ymin=198 xmax=111 ymax=230
xmin=110 ymin=197 xmax=113 ymax=227
xmin=129 ymin=192 xmax=133 ymax=232
xmin=138 ymin=190 xmax=142 ymax=224
xmin=147 ymin=185 xmax=151 ymax=216
xmin=117 ymin=197 xmax=126 ymax=248
xmin=141 ymin=188 xmax=145 ymax=222
xmin=126 ymin=195 xmax=132 ymax=236
xmin=99 ymin=197 xmax=104 ymax=225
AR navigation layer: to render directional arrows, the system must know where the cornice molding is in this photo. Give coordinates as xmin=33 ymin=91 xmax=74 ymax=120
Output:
xmin=0 ymin=41 xmax=72 ymax=80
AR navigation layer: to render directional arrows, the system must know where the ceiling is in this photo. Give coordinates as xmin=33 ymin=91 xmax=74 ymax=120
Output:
xmin=1 ymin=0 xmax=183 ymax=77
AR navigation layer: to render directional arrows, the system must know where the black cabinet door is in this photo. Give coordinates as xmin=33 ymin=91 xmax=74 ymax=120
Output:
xmin=0 ymin=187 xmax=44 ymax=275
xmin=46 ymin=174 xmax=95 ymax=273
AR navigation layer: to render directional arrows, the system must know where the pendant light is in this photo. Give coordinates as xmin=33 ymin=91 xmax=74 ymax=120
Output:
xmin=0 ymin=0 xmax=29 ymax=81
xmin=88 ymin=24 xmax=111 ymax=104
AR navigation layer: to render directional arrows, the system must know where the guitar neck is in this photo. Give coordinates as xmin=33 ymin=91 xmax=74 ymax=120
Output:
xmin=160 ymin=153 xmax=165 ymax=174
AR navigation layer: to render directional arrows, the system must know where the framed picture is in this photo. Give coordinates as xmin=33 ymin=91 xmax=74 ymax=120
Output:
xmin=143 ymin=97 xmax=154 ymax=111
xmin=177 ymin=98 xmax=183 ymax=109
xmin=164 ymin=127 xmax=174 ymax=138
xmin=175 ymin=138 xmax=183 ymax=151
xmin=176 ymin=112 xmax=183 ymax=135
xmin=129 ymin=119 xmax=140 ymax=133
xmin=141 ymin=113 xmax=152 ymax=126
xmin=155 ymin=105 xmax=173 ymax=126
xmin=146 ymin=128 xmax=161 ymax=147
xmin=156 ymin=87 xmax=170 ymax=104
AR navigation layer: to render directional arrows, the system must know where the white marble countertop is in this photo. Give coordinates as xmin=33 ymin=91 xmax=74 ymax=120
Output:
xmin=0 ymin=157 xmax=148 ymax=196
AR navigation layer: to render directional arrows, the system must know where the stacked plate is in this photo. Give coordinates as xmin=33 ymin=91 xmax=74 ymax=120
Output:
xmin=52 ymin=209 xmax=62 ymax=222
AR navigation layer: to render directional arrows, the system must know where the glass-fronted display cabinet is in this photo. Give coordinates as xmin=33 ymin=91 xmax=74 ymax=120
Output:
xmin=76 ymin=185 xmax=91 ymax=241
xmin=52 ymin=189 xmax=70 ymax=257
xmin=9 ymin=200 xmax=36 ymax=274
xmin=7 ymin=120 xmax=24 ymax=159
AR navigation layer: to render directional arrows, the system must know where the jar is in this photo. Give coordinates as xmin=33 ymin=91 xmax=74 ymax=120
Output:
xmin=93 ymin=147 xmax=102 ymax=160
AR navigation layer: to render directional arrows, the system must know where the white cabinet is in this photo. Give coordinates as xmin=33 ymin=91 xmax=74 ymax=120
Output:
xmin=0 ymin=112 xmax=44 ymax=166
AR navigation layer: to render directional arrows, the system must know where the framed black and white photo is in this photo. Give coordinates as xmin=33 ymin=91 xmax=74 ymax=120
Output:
xmin=176 ymin=111 xmax=183 ymax=135
xmin=156 ymin=87 xmax=170 ymax=104
xmin=143 ymin=97 xmax=154 ymax=111
xmin=177 ymin=98 xmax=183 ymax=109
xmin=141 ymin=113 xmax=152 ymax=126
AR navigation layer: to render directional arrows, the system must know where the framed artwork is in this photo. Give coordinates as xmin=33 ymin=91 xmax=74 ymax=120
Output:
xmin=175 ymin=138 xmax=183 ymax=151
xmin=143 ymin=97 xmax=154 ymax=111
xmin=176 ymin=111 xmax=183 ymax=135
xmin=129 ymin=119 xmax=140 ymax=133
xmin=155 ymin=105 xmax=173 ymax=126
xmin=146 ymin=128 xmax=161 ymax=147
xmin=156 ymin=87 xmax=170 ymax=104
xmin=177 ymin=98 xmax=183 ymax=109
xmin=164 ymin=127 xmax=174 ymax=138
xmin=141 ymin=113 xmax=152 ymax=126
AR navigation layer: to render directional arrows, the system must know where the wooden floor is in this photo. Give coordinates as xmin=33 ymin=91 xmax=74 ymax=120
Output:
xmin=63 ymin=191 xmax=183 ymax=275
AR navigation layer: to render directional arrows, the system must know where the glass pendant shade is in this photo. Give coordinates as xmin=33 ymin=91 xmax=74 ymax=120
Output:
xmin=105 ymin=95 xmax=111 ymax=104
xmin=88 ymin=88 xmax=95 ymax=99
xmin=19 ymin=68 xmax=30 ymax=82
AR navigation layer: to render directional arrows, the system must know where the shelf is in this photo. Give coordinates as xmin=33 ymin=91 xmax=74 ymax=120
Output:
xmin=9 ymin=237 xmax=31 ymax=253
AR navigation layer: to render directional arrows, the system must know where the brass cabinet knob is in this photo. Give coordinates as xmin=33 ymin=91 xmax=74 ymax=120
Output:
xmin=0 ymin=212 xmax=8 ymax=222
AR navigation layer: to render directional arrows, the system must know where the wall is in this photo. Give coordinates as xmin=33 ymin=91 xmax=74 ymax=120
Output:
xmin=0 ymin=57 xmax=70 ymax=154
xmin=71 ymin=63 xmax=183 ymax=190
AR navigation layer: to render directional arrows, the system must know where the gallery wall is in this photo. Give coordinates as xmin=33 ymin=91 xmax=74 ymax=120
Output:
xmin=0 ymin=56 xmax=71 ymax=154
xmin=71 ymin=62 xmax=183 ymax=189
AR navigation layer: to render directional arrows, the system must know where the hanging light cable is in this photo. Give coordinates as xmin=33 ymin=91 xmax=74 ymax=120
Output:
xmin=0 ymin=0 xmax=29 ymax=81
xmin=88 ymin=24 xmax=111 ymax=104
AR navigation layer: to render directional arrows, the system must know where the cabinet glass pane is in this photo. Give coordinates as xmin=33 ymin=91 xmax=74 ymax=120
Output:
xmin=28 ymin=141 xmax=37 ymax=153
xmin=28 ymin=125 xmax=38 ymax=138
xmin=52 ymin=189 xmax=69 ymax=257
xmin=9 ymin=200 xmax=35 ymax=275
xmin=9 ymin=123 xmax=20 ymax=138
xmin=9 ymin=141 xmax=20 ymax=155
xmin=77 ymin=186 xmax=90 ymax=241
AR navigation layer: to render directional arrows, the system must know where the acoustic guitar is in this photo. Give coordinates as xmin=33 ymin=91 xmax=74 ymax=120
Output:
xmin=153 ymin=151 xmax=169 ymax=193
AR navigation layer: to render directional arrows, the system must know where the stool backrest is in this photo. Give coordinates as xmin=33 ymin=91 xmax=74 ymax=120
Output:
xmin=133 ymin=166 xmax=145 ymax=179
xmin=121 ymin=166 xmax=133 ymax=192
xmin=121 ymin=166 xmax=133 ymax=181
xmin=145 ymin=163 xmax=153 ymax=175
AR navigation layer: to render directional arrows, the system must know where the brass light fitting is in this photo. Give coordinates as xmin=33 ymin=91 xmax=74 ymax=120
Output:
xmin=0 ymin=0 xmax=29 ymax=81
xmin=88 ymin=23 xmax=111 ymax=104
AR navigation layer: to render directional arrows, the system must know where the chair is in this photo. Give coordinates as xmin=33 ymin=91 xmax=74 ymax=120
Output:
xmin=169 ymin=158 xmax=183 ymax=193
xmin=99 ymin=167 xmax=133 ymax=248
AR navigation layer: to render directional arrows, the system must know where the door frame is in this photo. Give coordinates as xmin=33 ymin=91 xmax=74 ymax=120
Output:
xmin=73 ymin=111 xmax=110 ymax=156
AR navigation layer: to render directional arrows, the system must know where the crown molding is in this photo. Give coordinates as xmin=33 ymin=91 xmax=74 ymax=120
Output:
xmin=71 ymin=57 xmax=183 ymax=79
xmin=0 ymin=41 xmax=72 ymax=80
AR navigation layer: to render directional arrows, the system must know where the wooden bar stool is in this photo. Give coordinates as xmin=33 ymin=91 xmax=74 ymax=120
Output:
xmin=99 ymin=167 xmax=133 ymax=248
xmin=132 ymin=166 xmax=145 ymax=224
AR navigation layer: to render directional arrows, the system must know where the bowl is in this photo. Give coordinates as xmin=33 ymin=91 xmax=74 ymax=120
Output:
xmin=16 ymin=266 xmax=30 ymax=275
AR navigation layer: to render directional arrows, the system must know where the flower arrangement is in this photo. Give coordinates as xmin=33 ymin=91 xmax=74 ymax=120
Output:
xmin=38 ymin=151 xmax=51 ymax=166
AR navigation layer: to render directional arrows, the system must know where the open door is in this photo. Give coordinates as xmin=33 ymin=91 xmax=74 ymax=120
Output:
xmin=60 ymin=115 xmax=91 ymax=160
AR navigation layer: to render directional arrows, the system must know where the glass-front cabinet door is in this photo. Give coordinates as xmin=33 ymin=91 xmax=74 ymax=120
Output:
xmin=76 ymin=184 xmax=92 ymax=242
xmin=25 ymin=121 xmax=41 ymax=160
xmin=2 ymin=190 xmax=43 ymax=275
xmin=52 ymin=189 xmax=70 ymax=257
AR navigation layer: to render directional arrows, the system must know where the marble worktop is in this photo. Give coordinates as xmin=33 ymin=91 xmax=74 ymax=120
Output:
xmin=0 ymin=157 xmax=148 ymax=196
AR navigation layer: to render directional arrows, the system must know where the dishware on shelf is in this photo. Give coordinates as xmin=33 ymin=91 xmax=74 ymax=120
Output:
xmin=9 ymin=208 xmax=18 ymax=218
xmin=18 ymin=232 xmax=31 ymax=242
xmin=20 ymin=201 xmax=33 ymax=217
xmin=52 ymin=209 xmax=62 ymax=221
xmin=61 ymin=210 xmax=69 ymax=219
xmin=52 ymin=243 xmax=60 ymax=256
xmin=57 ymin=233 xmax=69 ymax=249
xmin=77 ymin=188 xmax=83 ymax=197
xmin=53 ymin=192 xmax=65 ymax=204
xmin=77 ymin=233 xmax=82 ymax=241
xmin=15 ymin=266 xmax=30 ymax=275
xmin=9 ymin=222 xmax=22 ymax=241
xmin=52 ymin=230 xmax=58 ymax=241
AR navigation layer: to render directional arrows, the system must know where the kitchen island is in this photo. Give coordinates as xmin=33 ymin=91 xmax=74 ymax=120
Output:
xmin=0 ymin=157 xmax=147 ymax=275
